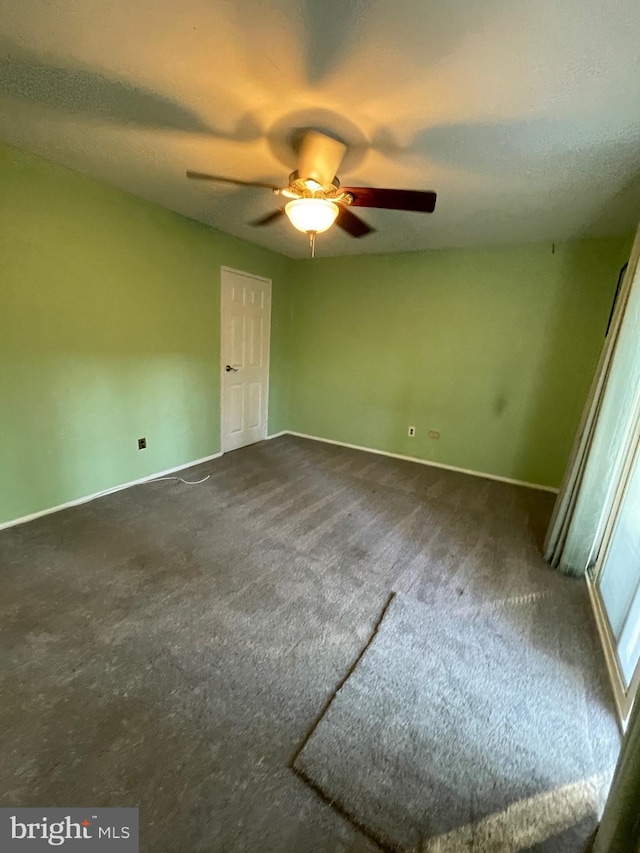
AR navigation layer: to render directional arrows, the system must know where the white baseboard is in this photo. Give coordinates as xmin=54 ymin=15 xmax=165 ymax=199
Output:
xmin=0 ymin=452 xmax=223 ymax=532
xmin=283 ymin=430 xmax=559 ymax=493
xmin=0 ymin=429 xmax=558 ymax=531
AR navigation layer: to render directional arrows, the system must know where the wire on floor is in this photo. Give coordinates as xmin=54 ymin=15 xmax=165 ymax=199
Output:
xmin=153 ymin=475 xmax=211 ymax=485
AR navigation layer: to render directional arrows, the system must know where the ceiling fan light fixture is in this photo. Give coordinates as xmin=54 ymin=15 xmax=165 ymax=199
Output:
xmin=285 ymin=198 xmax=339 ymax=234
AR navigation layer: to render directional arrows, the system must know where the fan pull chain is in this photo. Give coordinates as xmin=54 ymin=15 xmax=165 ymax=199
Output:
xmin=309 ymin=231 xmax=316 ymax=258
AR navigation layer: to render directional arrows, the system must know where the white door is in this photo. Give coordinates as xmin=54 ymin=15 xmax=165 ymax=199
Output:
xmin=220 ymin=268 xmax=271 ymax=452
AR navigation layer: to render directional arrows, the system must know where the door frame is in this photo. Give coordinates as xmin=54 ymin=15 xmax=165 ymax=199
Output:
xmin=589 ymin=399 xmax=640 ymax=726
xmin=219 ymin=266 xmax=272 ymax=454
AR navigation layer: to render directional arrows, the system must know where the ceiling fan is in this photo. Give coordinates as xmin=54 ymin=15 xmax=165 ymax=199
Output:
xmin=186 ymin=129 xmax=437 ymax=256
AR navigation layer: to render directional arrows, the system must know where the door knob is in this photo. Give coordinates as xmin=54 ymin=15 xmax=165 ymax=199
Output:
xmin=225 ymin=365 xmax=238 ymax=372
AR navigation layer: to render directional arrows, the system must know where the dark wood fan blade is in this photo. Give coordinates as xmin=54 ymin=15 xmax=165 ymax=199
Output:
xmin=336 ymin=205 xmax=375 ymax=238
xmin=248 ymin=210 xmax=285 ymax=227
xmin=342 ymin=187 xmax=437 ymax=213
xmin=186 ymin=171 xmax=280 ymax=191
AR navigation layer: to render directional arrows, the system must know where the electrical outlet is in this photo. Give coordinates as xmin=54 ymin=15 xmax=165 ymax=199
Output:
xmin=428 ymin=430 xmax=440 ymax=440
xmin=138 ymin=437 xmax=146 ymax=450
xmin=408 ymin=426 xmax=416 ymax=437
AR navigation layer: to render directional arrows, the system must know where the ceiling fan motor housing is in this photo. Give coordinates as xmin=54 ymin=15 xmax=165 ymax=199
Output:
xmin=284 ymin=171 xmax=343 ymax=199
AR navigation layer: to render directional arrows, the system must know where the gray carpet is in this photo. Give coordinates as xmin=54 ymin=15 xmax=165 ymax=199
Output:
xmin=0 ymin=435 xmax=618 ymax=852
xmin=293 ymin=592 xmax=619 ymax=852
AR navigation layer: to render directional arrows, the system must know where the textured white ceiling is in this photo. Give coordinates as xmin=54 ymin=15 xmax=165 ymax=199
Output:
xmin=1 ymin=0 xmax=639 ymax=258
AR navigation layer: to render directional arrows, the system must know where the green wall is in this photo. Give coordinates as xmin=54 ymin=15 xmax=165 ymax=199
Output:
xmin=0 ymin=143 xmax=292 ymax=525
xmin=1 ymin=139 xmax=633 ymax=525
xmin=288 ymin=238 xmax=632 ymax=488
